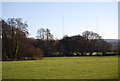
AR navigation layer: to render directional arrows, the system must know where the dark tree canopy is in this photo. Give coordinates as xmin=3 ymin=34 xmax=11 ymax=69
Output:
xmin=2 ymin=18 xmax=43 ymax=61
xmin=1 ymin=18 xmax=117 ymax=61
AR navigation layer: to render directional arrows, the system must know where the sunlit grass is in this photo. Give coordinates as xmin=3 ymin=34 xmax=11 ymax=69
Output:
xmin=2 ymin=56 xmax=118 ymax=79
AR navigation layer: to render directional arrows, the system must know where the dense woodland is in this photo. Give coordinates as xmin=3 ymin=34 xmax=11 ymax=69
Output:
xmin=0 ymin=18 xmax=119 ymax=61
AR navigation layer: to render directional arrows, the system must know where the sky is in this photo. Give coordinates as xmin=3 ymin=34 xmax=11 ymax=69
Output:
xmin=2 ymin=2 xmax=118 ymax=39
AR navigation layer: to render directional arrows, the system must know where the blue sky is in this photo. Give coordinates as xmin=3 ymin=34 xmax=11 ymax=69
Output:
xmin=2 ymin=2 xmax=118 ymax=39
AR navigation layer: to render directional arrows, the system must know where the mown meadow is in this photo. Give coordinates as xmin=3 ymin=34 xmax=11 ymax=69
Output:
xmin=2 ymin=56 xmax=118 ymax=79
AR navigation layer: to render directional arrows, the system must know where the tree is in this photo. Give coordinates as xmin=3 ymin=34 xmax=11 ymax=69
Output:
xmin=36 ymin=28 xmax=54 ymax=57
xmin=36 ymin=28 xmax=53 ymax=41
xmin=82 ymin=31 xmax=102 ymax=55
xmin=2 ymin=19 xmax=12 ymax=60
xmin=98 ymin=39 xmax=112 ymax=55
xmin=19 ymin=38 xmax=43 ymax=60
xmin=60 ymin=35 xmax=72 ymax=56
xmin=45 ymin=28 xmax=53 ymax=41
xmin=71 ymin=35 xmax=87 ymax=56
xmin=36 ymin=28 xmax=46 ymax=40
xmin=6 ymin=18 xmax=29 ymax=60
xmin=2 ymin=18 xmax=43 ymax=61
xmin=59 ymin=35 xmax=87 ymax=56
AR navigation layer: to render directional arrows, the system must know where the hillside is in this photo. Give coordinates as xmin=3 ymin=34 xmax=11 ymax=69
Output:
xmin=104 ymin=39 xmax=119 ymax=48
xmin=104 ymin=39 xmax=119 ymax=43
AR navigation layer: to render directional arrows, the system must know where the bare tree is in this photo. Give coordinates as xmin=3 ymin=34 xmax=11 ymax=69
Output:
xmin=36 ymin=28 xmax=46 ymax=40
xmin=82 ymin=31 xmax=102 ymax=55
xmin=37 ymin=28 xmax=53 ymax=41
xmin=45 ymin=28 xmax=53 ymax=41
xmin=2 ymin=18 xmax=29 ymax=60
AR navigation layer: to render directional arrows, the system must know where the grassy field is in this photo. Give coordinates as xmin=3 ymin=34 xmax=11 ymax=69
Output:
xmin=2 ymin=56 xmax=118 ymax=79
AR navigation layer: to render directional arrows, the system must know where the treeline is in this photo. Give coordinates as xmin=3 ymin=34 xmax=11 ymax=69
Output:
xmin=1 ymin=18 xmax=119 ymax=61
xmin=1 ymin=18 xmax=43 ymax=61
xmin=35 ymin=29 xmax=118 ymax=57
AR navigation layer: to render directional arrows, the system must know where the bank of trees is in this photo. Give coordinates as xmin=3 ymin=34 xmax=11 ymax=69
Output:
xmin=35 ymin=29 xmax=116 ymax=57
xmin=1 ymin=18 xmax=43 ymax=61
xmin=1 ymin=18 xmax=118 ymax=61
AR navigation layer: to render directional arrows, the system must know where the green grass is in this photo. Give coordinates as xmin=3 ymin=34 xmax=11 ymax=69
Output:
xmin=2 ymin=56 xmax=118 ymax=79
